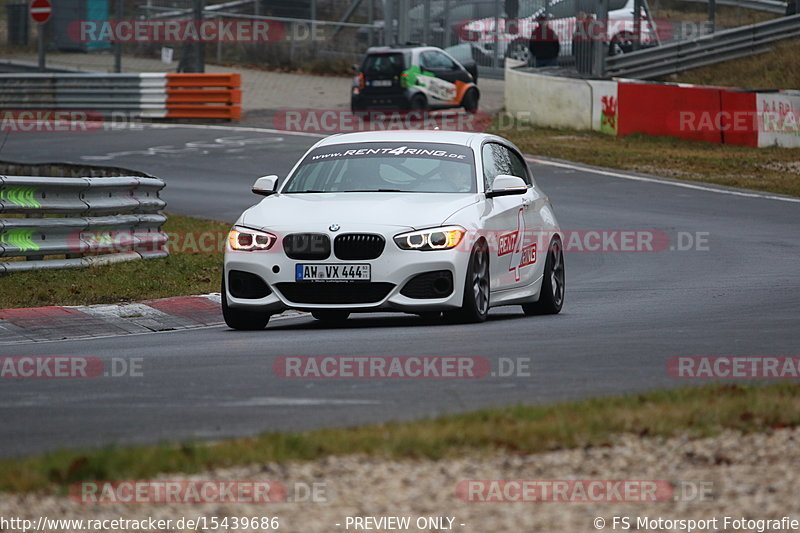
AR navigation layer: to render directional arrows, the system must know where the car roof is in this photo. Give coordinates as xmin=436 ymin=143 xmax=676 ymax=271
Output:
xmin=314 ymin=130 xmax=496 ymax=148
xmin=365 ymin=45 xmax=444 ymax=54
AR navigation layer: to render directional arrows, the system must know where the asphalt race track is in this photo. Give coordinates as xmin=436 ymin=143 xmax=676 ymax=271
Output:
xmin=1 ymin=125 xmax=798 ymax=457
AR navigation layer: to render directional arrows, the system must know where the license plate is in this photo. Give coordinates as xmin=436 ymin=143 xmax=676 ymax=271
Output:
xmin=370 ymin=79 xmax=392 ymax=87
xmin=296 ymin=264 xmax=371 ymax=282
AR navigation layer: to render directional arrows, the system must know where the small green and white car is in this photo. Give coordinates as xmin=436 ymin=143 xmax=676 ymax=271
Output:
xmin=351 ymin=45 xmax=480 ymax=113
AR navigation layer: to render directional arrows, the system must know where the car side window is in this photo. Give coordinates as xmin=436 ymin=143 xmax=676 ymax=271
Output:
xmin=483 ymin=143 xmax=531 ymax=189
xmin=482 ymin=143 xmax=506 ymax=190
xmin=421 ymin=51 xmax=457 ymax=71
xmin=507 ymin=148 xmax=532 ymax=185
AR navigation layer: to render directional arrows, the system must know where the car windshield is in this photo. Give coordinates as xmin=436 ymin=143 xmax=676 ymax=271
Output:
xmin=283 ymin=143 xmax=477 ymax=194
xmin=362 ymin=53 xmax=406 ymax=77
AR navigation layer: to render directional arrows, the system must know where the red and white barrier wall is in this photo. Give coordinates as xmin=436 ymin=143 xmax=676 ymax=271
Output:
xmin=505 ymin=65 xmax=800 ymax=148
xmin=0 ymin=73 xmax=242 ymax=121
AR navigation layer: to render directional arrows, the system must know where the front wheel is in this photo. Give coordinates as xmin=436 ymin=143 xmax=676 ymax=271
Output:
xmin=522 ymin=237 xmax=565 ymax=315
xmin=221 ymin=277 xmax=270 ymax=330
xmin=445 ymin=241 xmax=490 ymax=323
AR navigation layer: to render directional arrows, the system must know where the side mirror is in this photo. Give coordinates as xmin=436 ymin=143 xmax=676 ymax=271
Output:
xmin=351 ymin=63 xmax=360 ymax=73
xmin=486 ymin=175 xmax=528 ymax=198
xmin=252 ymin=175 xmax=278 ymax=196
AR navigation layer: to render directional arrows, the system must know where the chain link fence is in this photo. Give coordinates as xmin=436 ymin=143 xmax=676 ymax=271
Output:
xmin=1 ymin=0 xmax=790 ymax=77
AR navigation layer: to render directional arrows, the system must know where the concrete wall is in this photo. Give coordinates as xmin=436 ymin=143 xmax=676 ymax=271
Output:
xmin=504 ymin=66 xmax=800 ymax=148
xmin=505 ymin=67 xmax=593 ymax=130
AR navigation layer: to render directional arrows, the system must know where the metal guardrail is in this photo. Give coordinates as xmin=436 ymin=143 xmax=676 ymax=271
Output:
xmin=606 ymin=13 xmax=800 ymax=78
xmin=0 ymin=175 xmax=168 ymax=273
xmin=143 ymin=0 xmax=257 ymax=19
xmin=681 ymin=0 xmax=787 ymax=14
xmin=0 ymin=73 xmax=242 ymax=120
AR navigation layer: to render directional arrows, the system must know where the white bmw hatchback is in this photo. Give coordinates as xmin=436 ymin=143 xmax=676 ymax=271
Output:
xmin=222 ymin=130 xmax=564 ymax=330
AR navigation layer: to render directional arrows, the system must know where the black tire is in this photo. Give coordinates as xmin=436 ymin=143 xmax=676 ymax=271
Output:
xmin=408 ymin=93 xmax=427 ymax=112
xmin=445 ymin=241 xmax=490 ymax=323
xmin=608 ymin=32 xmax=635 ymax=56
xmin=311 ymin=310 xmax=350 ymax=323
xmin=462 ymin=88 xmax=479 ymax=114
xmin=505 ymin=38 xmax=532 ymax=66
xmin=221 ymin=277 xmax=270 ymax=330
xmin=522 ymin=237 xmax=565 ymax=315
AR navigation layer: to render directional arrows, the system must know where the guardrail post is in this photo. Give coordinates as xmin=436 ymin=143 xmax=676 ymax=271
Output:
xmin=114 ymin=0 xmax=123 ymax=72
xmin=193 ymin=0 xmax=206 ymax=73
xmin=37 ymin=20 xmax=47 ymax=71
xmin=708 ymin=0 xmax=716 ymax=33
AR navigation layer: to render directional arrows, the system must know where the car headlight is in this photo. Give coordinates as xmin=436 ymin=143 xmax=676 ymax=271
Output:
xmin=394 ymin=226 xmax=465 ymax=251
xmin=228 ymin=227 xmax=277 ymax=251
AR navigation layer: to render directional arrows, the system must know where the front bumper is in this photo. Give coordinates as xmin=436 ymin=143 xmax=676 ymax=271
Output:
xmin=224 ymin=231 xmax=471 ymax=314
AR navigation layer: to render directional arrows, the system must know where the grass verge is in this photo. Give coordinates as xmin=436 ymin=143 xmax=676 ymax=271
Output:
xmin=494 ymin=125 xmax=800 ymax=197
xmin=1 ymin=383 xmax=798 ymax=494
xmin=0 ymin=214 xmax=230 ymax=309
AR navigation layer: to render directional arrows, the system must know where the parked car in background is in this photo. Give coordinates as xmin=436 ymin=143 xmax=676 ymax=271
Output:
xmin=351 ymin=45 xmax=480 ymax=113
xmin=459 ymin=0 xmax=657 ymax=65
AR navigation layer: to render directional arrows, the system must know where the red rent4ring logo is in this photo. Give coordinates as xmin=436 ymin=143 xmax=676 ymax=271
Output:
xmin=498 ymin=209 xmax=537 ymax=282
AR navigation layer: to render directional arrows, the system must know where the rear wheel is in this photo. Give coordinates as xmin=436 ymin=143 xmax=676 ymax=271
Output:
xmin=409 ymin=93 xmax=427 ymax=112
xmin=221 ymin=277 xmax=270 ymax=330
xmin=522 ymin=237 xmax=565 ymax=315
xmin=311 ymin=310 xmax=350 ymax=323
xmin=462 ymin=88 xmax=479 ymax=113
xmin=445 ymin=241 xmax=490 ymax=323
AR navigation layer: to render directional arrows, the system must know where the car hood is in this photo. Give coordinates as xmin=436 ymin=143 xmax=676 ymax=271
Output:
xmin=240 ymin=192 xmax=481 ymax=232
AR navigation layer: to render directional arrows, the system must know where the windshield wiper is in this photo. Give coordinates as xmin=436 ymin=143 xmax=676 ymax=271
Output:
xmin=289 ymin=190 xmax=331 ymax=194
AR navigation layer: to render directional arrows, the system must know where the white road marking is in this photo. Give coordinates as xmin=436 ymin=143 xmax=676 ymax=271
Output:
xmin=526 ymin=156 xmax=800 ymax=204
xmin=221 ymin=398 xmax=381 ymax=407
xmin=144 ymin=122 xmax=327 ymax=139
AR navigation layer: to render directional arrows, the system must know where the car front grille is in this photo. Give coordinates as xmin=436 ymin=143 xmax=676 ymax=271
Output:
xmin=275 ymin=282 xmax=394 ymax=304
xmin=283 ymin=233 xmax=331 ymax=260
xmin=334 ymin=233 xmax=385 ymax=260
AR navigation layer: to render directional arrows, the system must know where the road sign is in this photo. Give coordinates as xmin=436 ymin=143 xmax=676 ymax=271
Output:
xmin=29 ymin=0 xmax=52 ymax=24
